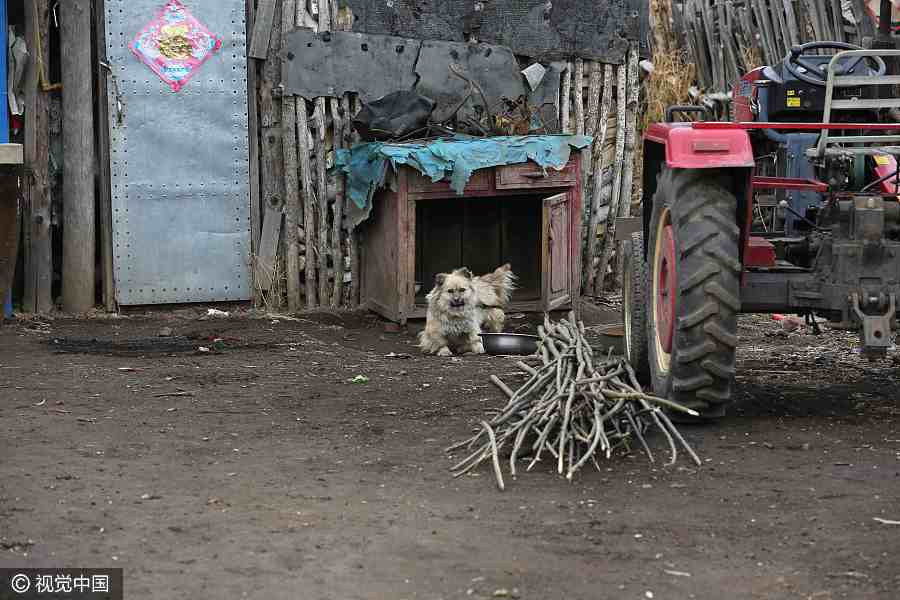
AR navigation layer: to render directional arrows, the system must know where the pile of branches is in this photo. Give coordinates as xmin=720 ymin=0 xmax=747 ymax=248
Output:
xmin=447 ymin=313 xmax=702 ymax=490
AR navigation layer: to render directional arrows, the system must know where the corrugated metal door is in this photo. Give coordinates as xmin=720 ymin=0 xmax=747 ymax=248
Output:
xmin=104 ymin=0 xmax=251 ymax=305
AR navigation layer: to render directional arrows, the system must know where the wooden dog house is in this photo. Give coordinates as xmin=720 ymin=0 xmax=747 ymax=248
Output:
xmin=360 ymin=156 xmax=583 ymax=324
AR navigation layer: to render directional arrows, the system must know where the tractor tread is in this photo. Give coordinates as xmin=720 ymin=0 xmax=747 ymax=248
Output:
xmin=677 ymin=340 xmax=718 ymax=363
xmin=700 ymin=357 xmax=736 ymax=379
xmin=681 ymin=263 xmax=720 ymax=292
xmin=704 ymin=281 xmax=742 ymax=311
xmin=681 ymin=230 xmax=718 ymax=258
xmin=672 ymin=373 xmax=715 ymax=392
xmin=679 ymin=302 xmax=719 ymax=329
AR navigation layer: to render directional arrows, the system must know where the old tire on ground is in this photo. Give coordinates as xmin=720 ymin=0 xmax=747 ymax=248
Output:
xmin=647 ymin=168 xmax=741 ymax=419
xmin=623 ymin=231 xmax=650 ymax=382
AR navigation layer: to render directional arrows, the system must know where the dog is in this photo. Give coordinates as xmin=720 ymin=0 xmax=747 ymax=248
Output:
xmin=418 ymin=264 xmax=516 ymax=356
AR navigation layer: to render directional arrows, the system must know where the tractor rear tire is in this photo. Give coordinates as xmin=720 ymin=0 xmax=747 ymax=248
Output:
xmin=623 ymin=231 xmax=650 ymax=382
xmin=647 ymin=168 xmax=741 ymax=419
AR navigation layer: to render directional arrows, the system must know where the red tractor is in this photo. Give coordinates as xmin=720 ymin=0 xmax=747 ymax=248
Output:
xmin=623 ymin=16 xmax=900 ymax=418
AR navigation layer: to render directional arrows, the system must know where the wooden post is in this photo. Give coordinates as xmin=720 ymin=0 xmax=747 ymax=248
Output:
xmin=314 ymin=5 xmax=332 ymax=307
xmin=247 ymin=0 xmax=262 ymax=276
xmin=585 ymin=64 xmax=613 ymax=295
xmin=330 ymin=96 xmax=344 ymax=307
xmin=613 ymin=46 xmax=641 ymax=287
xmin=23 ymin=0 xmax=52 ymax=313
xmin=560 ymin=62 xmax=572 ymax=134
xmin=281 ymin=0 xmax=303 ymax=312
xmin=60 ymin=0 xmax=96 ymax=313
xmin=257 ymin=0 xmax=285 ymax=307
xmin=94 ymin=0 xmax=116 ymax=312
xmin=594 ymin=63 xmax=627 ymax=294
xmin=298 ymin=98 xmax=318 ymax=309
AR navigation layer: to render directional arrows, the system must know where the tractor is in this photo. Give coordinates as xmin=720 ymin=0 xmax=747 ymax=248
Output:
xmin=623 ymin=2 xmax=900 ymax=418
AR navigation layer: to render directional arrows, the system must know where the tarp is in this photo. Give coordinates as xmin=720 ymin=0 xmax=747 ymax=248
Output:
xmin=334 ymin=134 xmax=592 ymax=228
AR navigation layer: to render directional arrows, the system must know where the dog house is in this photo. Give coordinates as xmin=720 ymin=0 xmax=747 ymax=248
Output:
xmin=360 ymin=156 xmax=583 ymax=324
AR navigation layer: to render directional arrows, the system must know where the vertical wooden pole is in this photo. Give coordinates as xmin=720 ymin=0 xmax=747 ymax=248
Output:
xmin=330 ymin=96 xmax=344 ymax=307
xmin=613 ymin=46 xmax=641 ymax=287
xmin=348 ymin=93 xmax=361 ymax=307
xmin=282 ymin=0 xmax=303 ymax=312
xmin=560 ymin=62 xmax=572 ymax=134
xmin=23 ymin=0 xmax=52 ymax=313
xmin=258 ymin=0 xmax=285 ymax=307
xmin=93 ymin=0 xmax=116 ymax=312
xmin=314 ymin=3 xmax=332 ymax=307
xmin=585 ymin=64 xmax=613 ymax=295
xmin=594 ymin=63 xmax=627 ymax=294
xmin=60 ymin=0 xmax=96 ymax=313
xmin=247 ymin=0 xmax=262 ymax=275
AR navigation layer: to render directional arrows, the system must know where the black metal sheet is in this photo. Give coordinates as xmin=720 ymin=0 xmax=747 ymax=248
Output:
xmin=414 ymin=40 xmax=526 ymax=123
xmin=281 ymin=29 xmax=421 ymax=101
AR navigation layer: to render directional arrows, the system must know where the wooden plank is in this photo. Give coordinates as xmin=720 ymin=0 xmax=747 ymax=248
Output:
xmin=585 ymin=64 xmax=613 ymax=295
xmin=60 ymin=0 xmax=96 ymax=313
xmin=255 ymin=198 xmax=284 ymax=290
xmin=247 ymin=0 xmax=262 ymax=296
xmin=23 ymin=0 xmax=52 ymax=313
xmin=753 ymin=0 xmax=778 ymax=65
xmin=282 ymin=0 xmax=303 ymax=312
xmin=594 ymin=63 xmax=627 ymax=295
xmin=249 ymin=0 xmax=277 ymax=60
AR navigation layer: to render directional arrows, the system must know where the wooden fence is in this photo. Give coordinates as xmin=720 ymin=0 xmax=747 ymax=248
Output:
xmin=678 ymin=0 xmax=875 ymax=94
xmin=247 ymin=0 xmax=643 ymax=309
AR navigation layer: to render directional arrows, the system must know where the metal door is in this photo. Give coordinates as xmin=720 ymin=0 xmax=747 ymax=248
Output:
xmin=104 ymin=0 xmax=250 ymax=305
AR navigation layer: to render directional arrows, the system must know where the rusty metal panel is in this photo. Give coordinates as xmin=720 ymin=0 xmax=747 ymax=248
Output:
xmin=104 ymin=0 xmax=251 ymax=305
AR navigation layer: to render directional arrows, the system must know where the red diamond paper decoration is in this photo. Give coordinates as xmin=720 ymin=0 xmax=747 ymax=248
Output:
xmin=131 ymin=0 xmax=222 ymax=92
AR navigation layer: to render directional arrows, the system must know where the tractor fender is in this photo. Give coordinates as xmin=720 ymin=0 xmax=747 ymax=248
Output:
xmin=639 ymin=124 xmax=753 ymax=259
xmin=644 ymin=123 xmax=755 ymax=169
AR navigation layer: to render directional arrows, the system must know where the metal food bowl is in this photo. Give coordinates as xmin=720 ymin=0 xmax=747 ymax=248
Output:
xmin=480 ymin=333 xmax=540 ymax=355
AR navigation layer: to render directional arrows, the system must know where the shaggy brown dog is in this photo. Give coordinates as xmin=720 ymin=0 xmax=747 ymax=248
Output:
xmin=418 ymin=264 xmax=516 ymax=356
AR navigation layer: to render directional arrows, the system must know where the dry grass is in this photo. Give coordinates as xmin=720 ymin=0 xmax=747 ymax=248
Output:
xmin=641 ymin=49 xmax=696 ymax=132
xmin=251 ymin=253 xmax=286 ymax=313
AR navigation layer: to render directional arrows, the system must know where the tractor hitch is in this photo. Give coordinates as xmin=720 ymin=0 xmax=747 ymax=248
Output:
xmin=851 ymin=292 xmax=896 ymax=356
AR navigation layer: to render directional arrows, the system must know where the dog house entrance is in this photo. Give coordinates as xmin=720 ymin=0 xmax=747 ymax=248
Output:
xmin=415 ymin=196 xmax=542 ymax=302
xmin=360 ymin=160 xmax=581 ymax=324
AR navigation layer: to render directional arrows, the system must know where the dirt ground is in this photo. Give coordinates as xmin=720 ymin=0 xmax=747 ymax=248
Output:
xmin=1 ymin=308 xmax=898 ymax=600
